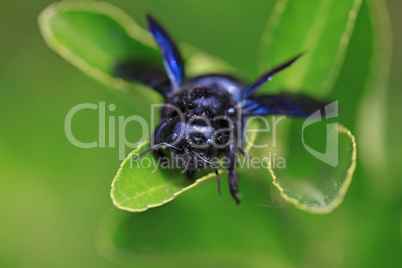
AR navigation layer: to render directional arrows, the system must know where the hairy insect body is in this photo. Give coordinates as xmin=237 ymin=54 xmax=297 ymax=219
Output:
xmin=157 ymin=77 xmax=242 ymax=173
xmin=117 ymin=15 xmax=327 ymax=204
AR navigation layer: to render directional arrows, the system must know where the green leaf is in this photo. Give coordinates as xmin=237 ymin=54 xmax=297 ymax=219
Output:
xmin=253 ymin=0 xmax=362 ymax=213
xmin=38 ymin=1 xmax=234 ymax=101
xmin=266 ymin=122 xmax=356 ymax=214
xmin=263 ymin=0 xmax=389 ymax=213
xmin=356 ymin=0 xmax=391 ymax=186
xmin=110 ymin=139 xmax=218 ymax=212
xmin=111 ymin=120 xmax=259 ymax=212
xmin=259 ymin=0 xmax=362 ymax=96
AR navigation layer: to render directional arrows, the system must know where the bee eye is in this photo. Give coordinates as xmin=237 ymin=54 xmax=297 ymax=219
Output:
xmin=167 ymin=132 xmax=178 ymax=143
xmin=171 ymin=133 xmax=178 ymax=140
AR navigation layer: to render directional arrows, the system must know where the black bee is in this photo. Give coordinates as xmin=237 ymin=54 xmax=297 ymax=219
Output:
xmin=115 ymin=15 xmax=327 ymax=204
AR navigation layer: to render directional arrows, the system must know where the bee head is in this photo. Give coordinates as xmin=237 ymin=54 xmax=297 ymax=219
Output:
xmin=165 ymin=119 xmax=219 ymax=171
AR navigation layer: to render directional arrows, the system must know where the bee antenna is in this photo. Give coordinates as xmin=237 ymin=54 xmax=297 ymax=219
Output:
xmin=133 ymin=142 xmax=181 ymax=162
xmin=196 ymin=153 xmax=221 ymax=196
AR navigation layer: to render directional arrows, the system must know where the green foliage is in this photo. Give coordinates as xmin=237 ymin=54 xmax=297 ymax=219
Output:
xmin=110 ymin=140 xmax=218 ymax=212
xmin=39 ymin=1 xmax=234 ymax=101
xmin=39 ymin=0 xmax=359 ymax=214
xmin=259 ymin=0 xmax=362 ymax=96
xmin=268 ymin=124 xmax=356 ymax=214
xmin=0 ymin=0 xmax=398 ymax=267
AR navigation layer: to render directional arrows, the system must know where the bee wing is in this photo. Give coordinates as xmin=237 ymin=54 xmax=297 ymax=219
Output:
xmin=241 ymin=93 xmax=329 ymax=117
xmin=237 ymin=54 xmax=303 ymax=102
xmin=113 ymin=15 xmax=185 ymax=98
xmin=147 ymin=15 xmax=184 ymax=92
xmin=114 ymin=61 xmax=171 ymax=97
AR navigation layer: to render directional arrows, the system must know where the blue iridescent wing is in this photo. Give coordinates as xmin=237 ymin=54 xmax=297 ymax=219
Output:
xmin=147 ymin=15 xmax=184 ymax=91
xmin=241 ymin=93 xmax=329 ymax=117
xmin=237 ymin=53 xmax=303 ymax=102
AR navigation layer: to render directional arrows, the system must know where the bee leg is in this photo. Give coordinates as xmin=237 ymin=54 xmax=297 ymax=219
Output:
xmin=237 ymin=117 xmax=247 ymax=147
xmin=227 ymin=142 xmax=240 ymax=204
xmin=237 ymin=147 xmax=250 ymax=158
xmin=228 ymin=169 xmax=240 ymax=204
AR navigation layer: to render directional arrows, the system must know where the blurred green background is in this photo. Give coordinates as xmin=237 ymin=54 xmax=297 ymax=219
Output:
xmin=0 ymin=0 xmax=401 ymax=267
